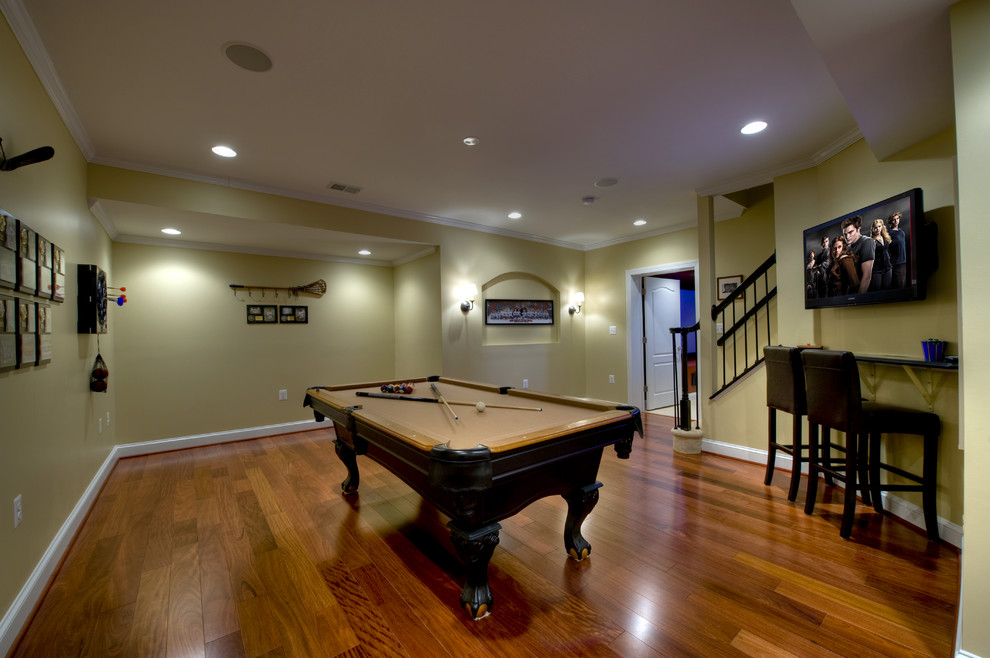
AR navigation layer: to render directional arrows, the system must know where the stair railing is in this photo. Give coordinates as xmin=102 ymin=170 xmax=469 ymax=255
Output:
xmin=710 ymin=252 xmax=777 ymax=398
xmin=669 ymin=322 xmax=700 ymax=431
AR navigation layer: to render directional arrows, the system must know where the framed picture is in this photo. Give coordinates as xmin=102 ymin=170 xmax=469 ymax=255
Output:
xmin=16 ymin=220 xmax=37 ymax=295
xmin=246 ymin=304 xmax=277 ymax=324
xmin=279 ymin=305 xmax=308 ymax=323
xmin=0 ymin=210 xmax=16 ymax=290
xmin=37 ymin=235 xmax=53 ymax=298
xmin=16 ymin=297 xmax=36 ymax=368
xmin=0 ymin=295 xmax=15 ymax=371
xmin=717 ymin=275 xmax=743 ymax=301
xmin=52 ymin=245 xmax=65 ymax=302
xmin=36 ymin=302 xmax=52 ymax=365
xmin=484 ymin=299 xmax=554 ymax=325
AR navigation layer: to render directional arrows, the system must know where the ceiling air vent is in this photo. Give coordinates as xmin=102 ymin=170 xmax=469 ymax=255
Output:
xmin=326 ymin=181 xmax=363 ymax=194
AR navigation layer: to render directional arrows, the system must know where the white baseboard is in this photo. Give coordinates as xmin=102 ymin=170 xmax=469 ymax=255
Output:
xmin=701 ymin=438 xmax=963 ymax=549
xmin=0 ymin=418 xmax=329 ymax=656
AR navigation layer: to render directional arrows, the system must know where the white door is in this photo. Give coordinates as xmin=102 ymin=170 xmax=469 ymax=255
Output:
xmin=645 ymin=277 xmax=681 ymax=410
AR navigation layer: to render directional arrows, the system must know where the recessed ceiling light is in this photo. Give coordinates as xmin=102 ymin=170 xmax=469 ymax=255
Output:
xmin=595 ymin=178 xmax=618 ymax=188
xmin=161 ymin=228 xmax=181 ymax=235
xmin=212 ymin=145 xmax=237 ymax=157
xmin=463 ymin=136 xmax=479 ymax=146
xmin=633 ymin=219 xmax=647 ymax=226
xmin=741 ymin=121 xmax=768 ymax=135
xmin=358 ymin=249 xmax=371 ymax=256
xmin=507 ymin=211 xmax=522 ymax=220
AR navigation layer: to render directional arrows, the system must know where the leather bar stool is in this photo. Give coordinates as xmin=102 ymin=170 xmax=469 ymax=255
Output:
xmin=763 ymin=346 xmax=811 ymax=501
xmin=801 ymin=349 xmax=940 ymax=541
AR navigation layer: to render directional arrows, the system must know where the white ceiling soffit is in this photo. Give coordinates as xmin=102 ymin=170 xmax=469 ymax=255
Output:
xmin=790 ymin=0 xmax=956 ymax=161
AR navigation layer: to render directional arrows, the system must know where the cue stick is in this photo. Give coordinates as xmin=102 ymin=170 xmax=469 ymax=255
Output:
xmin=450 ymin=400 xmax=542 ymax=411
xmin=430 ymin=383 xmax=459 ymax=420
xmin=354 ymin=391 xmax=542 ymax=411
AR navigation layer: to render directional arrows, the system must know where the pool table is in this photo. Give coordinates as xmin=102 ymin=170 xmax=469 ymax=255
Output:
xmin=303 ymin=375 xmax=642 ymax=619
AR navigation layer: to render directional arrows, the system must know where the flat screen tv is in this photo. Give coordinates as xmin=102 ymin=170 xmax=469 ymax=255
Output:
xmin=803 ymin=188 xmax=930 ymax=309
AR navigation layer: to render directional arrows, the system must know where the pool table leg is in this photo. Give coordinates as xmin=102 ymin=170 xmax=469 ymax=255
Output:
xmin=563 ymin=482 xmax=603 ymax=560
xmin=333 ymin=438 xmax=360 ymax=494
xmin=449 ymin=522 xmax=501 ymax=620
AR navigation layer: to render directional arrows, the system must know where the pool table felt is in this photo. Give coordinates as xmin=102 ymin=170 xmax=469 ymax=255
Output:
xmin=306 ymin=378 xmax=633 ymax=452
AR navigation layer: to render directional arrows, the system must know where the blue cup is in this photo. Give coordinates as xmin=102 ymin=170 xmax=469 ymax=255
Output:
xmin=922 ymin=340 xmax=945 ymax=362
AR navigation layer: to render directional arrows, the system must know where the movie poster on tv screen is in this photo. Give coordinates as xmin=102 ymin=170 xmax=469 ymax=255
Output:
xmin=803 ymin=191 xmax=917 ymax=306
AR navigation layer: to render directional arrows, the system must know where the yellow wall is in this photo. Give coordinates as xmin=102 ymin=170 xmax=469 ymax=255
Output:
xmin=111 ymin=243 xmax=405 ymax=441
xmin=583 ymin=193 xmax=776 ymax=404
xmin=395 ymin=250 xmax=442 ymax=378
xmin=3 ymin=5 xmax=985 ymax=655
xmin=952 ymin=1 xmax=990 ymax=654
xmin=0 ymin=12 xmax=115 ymax=620
xmin=438 ymin=228 xmax=586 ymax=394
xmin=774 ymin=136 xmax=961 ymax=525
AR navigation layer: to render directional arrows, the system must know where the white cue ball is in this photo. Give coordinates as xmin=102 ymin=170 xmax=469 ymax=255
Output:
xmin=476 ymin=401 xmax=486 ymax=412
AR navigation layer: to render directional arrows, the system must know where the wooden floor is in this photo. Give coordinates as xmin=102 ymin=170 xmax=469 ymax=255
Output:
xmin=11 ymin=414 xmax=959 ymax=657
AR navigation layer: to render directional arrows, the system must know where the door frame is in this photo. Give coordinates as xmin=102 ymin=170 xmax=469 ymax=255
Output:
xmin=625 ymin=260 xmax=699 ymax=413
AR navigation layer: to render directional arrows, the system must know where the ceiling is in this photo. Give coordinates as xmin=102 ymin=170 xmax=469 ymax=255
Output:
xmin=3 ymin=0 xmax=955 ymax=264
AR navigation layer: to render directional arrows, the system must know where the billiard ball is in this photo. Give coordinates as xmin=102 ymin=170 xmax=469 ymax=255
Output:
xmin=476 ymin=401 xmax=486 ymax=412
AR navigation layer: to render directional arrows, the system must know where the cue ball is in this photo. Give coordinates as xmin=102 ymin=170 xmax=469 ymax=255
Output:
xmin=476 ymin=401 xmax=486 ymax=412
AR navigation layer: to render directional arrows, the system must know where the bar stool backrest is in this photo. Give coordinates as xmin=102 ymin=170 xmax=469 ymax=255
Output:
xmin=801 ymin=349 xmax=863 ymax=433
xmin=764 ymin=346 xmax=806 ymax=415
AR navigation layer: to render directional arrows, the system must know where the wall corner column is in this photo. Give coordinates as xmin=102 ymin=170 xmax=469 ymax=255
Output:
xmin=697 ymin=194 xmax=716 ymax=437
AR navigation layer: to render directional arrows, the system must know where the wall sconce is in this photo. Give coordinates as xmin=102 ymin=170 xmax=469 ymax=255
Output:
xmin=460 ymin=283 xmax=478 ymax=311
xmin=568 ymin=291 xmax=585 ymax=314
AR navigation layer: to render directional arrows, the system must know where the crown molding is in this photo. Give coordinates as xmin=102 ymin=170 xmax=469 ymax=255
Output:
xmin=698 ymin=128 xmax=863 ymax=197
xmin=1 ymin=0 xmax=95 ymax=159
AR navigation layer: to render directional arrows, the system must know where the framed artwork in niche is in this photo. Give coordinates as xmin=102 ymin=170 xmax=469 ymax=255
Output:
xmin=484 ymin=299 xmax=554 ymax=325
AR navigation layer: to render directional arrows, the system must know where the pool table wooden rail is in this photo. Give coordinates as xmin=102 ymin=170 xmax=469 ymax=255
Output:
xmin=302 ymin=376 xmax=642 ymax=618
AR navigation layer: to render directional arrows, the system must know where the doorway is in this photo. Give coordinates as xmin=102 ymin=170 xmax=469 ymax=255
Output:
xmin=625 ymin=262 xmax=699 ymax=417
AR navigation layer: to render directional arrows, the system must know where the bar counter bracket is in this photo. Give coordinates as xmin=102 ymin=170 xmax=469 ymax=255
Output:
xmin=856 ymin=355 xmax=958 ymax=412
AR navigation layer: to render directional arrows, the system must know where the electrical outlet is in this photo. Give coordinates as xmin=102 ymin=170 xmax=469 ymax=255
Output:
xmin=522 ymin=379 xmax=529 ymax=389
xmin=716 ymin=322 xmax=724 ymax=334
xmin=609 ymin=326 xmax=617 ymax=335
xmin=14 ymin=495 xmax=22 ymax=528
xmin=278 ymin=389 xmax=288 ymax=401
xmin=609 ymin=374 xmax=615 ymax=384
xmin=106 ymin=411 xmax=110 ymax=426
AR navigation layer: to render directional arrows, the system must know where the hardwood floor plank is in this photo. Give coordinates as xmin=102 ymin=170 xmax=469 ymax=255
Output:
xmin=11 ymin=415 xmax=959 ymax=657
xmin=93 ymin=601 xmax=136 ymax=657
xmin=124 ymin=565 xmax=170 ymax=658
xmin=167 ymin=542 xmax=205 ymax=658
xmin=199 ymin=523 xmax=239 ymax=643
xmin=733 ymin=552 xmax=954 ymax=632
xmin=253 ymin=547 xmax=355 ymax=658
xmin=776 ymin=580 xmax=952 ymax=656
xmin=729 ymin=629 xmax=802 ymax=658
xmin=350 ymin=562 xmax=453 ymax=657
xmin=205 ymin=630 xmax=248 ymax=658
xmin=318 ymin=559 xmax=408 ymax=658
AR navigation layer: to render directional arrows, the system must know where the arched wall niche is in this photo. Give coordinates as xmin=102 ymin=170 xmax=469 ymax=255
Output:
xmin=481 ymin=271 xmax=559 ymax=345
